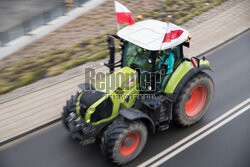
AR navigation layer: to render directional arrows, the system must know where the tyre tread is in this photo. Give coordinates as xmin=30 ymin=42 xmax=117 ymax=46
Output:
xmin=100 ymin=120 xmax=147 ymax=165
xmin=174 ymin=72 xmax=214 ymax=126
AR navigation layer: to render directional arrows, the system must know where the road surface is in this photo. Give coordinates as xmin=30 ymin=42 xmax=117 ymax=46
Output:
xmin=0 ymin=31 xmax=249 ymax=167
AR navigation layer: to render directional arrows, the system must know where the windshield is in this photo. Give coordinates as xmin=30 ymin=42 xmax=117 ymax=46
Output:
xmin=122 ymin=42 xmax=153 ymax=70
xmin=122 ymin=42 xmax=138 ymax=67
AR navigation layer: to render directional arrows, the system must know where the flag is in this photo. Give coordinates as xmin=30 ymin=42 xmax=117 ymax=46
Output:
xmin=114 ymin=1 xmax=135 ymax=25
xmin=162 ymin=23 xmax=184 ymax=43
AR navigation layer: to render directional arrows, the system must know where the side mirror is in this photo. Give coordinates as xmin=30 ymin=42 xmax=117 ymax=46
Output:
xmin=183 ymin=40 xmax=190 ymax=48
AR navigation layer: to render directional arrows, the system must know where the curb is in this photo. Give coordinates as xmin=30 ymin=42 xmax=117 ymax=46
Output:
xmin=0 ymin=117 xmax=61 ymax=147
xmin=1 ymin=27 xmax=249 ymax=147
xmin=196 ymin=27 xmax=250 ymax=58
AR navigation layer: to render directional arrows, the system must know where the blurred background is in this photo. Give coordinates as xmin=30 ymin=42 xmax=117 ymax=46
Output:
xmin=0 ymin=0 xmax=87 ymax=45
xmin=0 ymin=0 xmax=230 ymax=96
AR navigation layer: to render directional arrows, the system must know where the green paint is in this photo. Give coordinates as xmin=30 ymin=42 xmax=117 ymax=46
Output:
xmin=164 ymin=59 xmax=210 ymax=94
xmin=76 ymin=91 xmax=84 ymax=117
xmin=86 ymin=67 xmax=139 ymax=125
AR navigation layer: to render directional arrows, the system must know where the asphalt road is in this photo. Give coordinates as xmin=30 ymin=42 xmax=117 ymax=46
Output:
xmin=161 ymin=106 xmax=250 ymax=167
xmin=0 ymin=31 xmax=249 ymax=167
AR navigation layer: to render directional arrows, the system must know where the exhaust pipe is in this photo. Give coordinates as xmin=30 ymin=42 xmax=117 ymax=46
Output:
xmin=106 ymin=34 xmax=115 ymax=73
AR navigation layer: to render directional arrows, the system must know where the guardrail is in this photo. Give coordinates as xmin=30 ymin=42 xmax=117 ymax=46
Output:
xmin=0 ymin=0 xmax=89 ymax=46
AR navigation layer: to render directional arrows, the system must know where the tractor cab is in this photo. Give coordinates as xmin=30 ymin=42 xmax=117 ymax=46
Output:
xmin=105 ymin=20 xmax=191 ymax=93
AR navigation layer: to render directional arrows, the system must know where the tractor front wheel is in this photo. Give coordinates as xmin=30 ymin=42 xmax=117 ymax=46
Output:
xmin=174 ymin=72 xmax=214 ymax=126
xmin=62 ymin=92 xmax=80 ymax=129
xmin=100 ymin=120 xmax=147 ymax=165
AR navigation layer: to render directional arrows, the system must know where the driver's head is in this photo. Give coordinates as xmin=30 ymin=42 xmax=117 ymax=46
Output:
xmin=165 ymin=49 xmax=170 ymax=56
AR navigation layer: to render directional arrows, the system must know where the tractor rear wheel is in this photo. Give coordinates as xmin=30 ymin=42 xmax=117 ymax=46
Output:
xmin=62 ymin=92 xmax=80 ymax=129
xmin=100 ymin=120 xmax=147 ymax=165
xmin=174 ymin=72 xmax=214 ymax=126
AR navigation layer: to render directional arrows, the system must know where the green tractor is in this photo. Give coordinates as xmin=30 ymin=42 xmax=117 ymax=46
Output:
xmin=62 ymin=20 xmax=214 ymax=165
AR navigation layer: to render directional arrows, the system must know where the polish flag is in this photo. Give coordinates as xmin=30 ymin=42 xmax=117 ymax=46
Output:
xmin=162 ymin=23 xmax=184 ymax=43
xmin=114 ymin=1 xmax=135 ymax=25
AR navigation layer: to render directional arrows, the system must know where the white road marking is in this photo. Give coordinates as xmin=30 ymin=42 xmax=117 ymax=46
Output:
xmin=150 ymin=104 xmax=250 ymax=167
xmin=138 ymin=98 xmax=250 ymax=167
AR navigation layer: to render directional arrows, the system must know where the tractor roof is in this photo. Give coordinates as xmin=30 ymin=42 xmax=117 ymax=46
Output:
xmin=117 ymin=20 xmax=190 ymax=51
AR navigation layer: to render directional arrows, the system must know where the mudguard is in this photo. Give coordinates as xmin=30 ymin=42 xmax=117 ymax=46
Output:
xmin=164 ymin=59 xmax=213 ymax=102
xmin=119 ymin=108 xmax=155 ymax=133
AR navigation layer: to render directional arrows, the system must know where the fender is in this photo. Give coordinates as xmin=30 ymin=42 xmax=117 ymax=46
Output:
xmin=164 ymin=59 xmax=213 ymax=102
xmin=119 ymin=108 xmax=155 ymax=133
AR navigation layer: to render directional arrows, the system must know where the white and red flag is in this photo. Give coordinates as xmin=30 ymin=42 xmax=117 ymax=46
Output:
xmin=162 ymin=23 xmax=184 ymax=43
xmin=114 ymin=1 xmax=135 ymax=25
xmin=191 ymin=57 xmax=200 ymax=68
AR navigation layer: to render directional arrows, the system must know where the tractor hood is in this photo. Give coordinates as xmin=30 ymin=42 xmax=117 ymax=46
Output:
xmin=93 ymin=67 xmax=138 ymax=94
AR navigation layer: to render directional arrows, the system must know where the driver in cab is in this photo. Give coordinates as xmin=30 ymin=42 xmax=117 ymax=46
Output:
xmin=157 ymin=49 xmax=175 ymax=75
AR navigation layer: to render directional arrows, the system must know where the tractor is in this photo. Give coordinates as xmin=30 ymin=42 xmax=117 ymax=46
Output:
xmin=62 ymin=20 xmax=214 ymax=165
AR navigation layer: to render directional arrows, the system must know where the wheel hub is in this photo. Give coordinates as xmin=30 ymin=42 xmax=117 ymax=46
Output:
xmin=124 ymin=138 xmax=132 ymax=147
xmin=185 ymin=85 xmax=207 ymax=117
xmin=120 ymin=132 xmax=140 ymax=156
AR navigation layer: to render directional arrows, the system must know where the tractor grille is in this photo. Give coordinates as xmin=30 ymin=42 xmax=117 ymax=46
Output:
xmin=90 ymin=97 xmax=113 ymax=122
xmin=79 ymin=90 xmax=106 ymax=118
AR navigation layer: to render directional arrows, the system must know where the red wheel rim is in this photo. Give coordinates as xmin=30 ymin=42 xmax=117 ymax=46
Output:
xmin=120 ymin=132 xmax=140 ymax=156
xmin=185 ymin=85 xmax=207 ymax=117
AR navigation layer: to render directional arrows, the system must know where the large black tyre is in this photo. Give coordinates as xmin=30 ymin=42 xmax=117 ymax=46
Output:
xmin=100 ymin=120 xmax=147 ymax=165
xmin=62 ymin=92 xmax=80 ymax=129
xmin=174 ymin=72 xmax=214 ymax=126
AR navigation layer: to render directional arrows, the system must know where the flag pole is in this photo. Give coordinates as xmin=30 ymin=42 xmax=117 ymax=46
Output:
xmin=114 ymin=1 xmax=120 ymax=30
xmin=159 ymin=22 xmax=168 ymax=54
xmin=159 ymin=42 xmax=163 ymax=54
xmin=158 ymin=42 xmax=163 ymax=54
